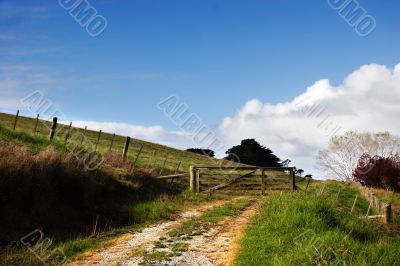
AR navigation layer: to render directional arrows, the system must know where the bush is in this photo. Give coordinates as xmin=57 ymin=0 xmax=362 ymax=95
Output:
xmin=353 ymin=153 xmax=400 ymax=191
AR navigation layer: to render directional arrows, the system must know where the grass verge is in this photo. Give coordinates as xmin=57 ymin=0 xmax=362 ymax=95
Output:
xmin=235 ymin=181 xmax=400 ymax=266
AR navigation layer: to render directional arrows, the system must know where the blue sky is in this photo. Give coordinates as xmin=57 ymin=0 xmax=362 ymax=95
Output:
xmin=1 ymin=0 xmax=400 ymax=176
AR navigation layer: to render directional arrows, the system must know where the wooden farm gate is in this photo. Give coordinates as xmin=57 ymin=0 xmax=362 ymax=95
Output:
xmin=189 ymin=166 xmax=296 ymax=194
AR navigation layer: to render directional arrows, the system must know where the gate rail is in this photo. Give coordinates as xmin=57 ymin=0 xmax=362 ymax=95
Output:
xmin=189 ymin=166 xmax=296 ymax=193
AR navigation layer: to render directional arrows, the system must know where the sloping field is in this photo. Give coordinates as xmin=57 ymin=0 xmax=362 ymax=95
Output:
xmin=0 ymin=111 xmax=241 ymax=174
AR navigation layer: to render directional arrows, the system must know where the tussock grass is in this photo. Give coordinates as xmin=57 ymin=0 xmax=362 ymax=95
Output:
xmin=235 ymin=182 xmax=400 ymax=266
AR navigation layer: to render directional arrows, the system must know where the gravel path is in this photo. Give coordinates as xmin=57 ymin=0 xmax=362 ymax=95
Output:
xmin=69 ymin=199 xmax=258 ymax=266
xmin=68 ymin=201 xmax=226 ymax=266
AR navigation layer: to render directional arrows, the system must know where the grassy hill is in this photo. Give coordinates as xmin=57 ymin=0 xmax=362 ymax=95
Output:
xmin=0 ymin=111 xmax=241 ymax=264
xmin=0 ymin=111 xmax=240 ymax=174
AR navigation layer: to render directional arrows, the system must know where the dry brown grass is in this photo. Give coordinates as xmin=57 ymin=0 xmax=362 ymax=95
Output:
xmin=0 ymin=142 xmax=179 ymax=247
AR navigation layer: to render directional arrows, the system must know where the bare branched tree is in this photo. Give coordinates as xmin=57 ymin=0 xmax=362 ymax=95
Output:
xmin=316 ymin=131 xmax=400 ymax=181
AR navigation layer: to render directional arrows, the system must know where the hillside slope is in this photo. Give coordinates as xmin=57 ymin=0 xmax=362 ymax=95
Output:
xmin=0 ymin=111 xmax=240 ymax=174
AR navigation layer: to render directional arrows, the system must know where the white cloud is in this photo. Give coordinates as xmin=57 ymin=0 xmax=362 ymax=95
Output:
xmin=218 ymin=63 xmax=400 ymax=178
xmin=66 ymin=120 xmax=195 ymax=150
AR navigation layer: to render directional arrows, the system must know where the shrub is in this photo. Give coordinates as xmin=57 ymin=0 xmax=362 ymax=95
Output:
xmin=352 ymin=153 xmax=400 ymax=191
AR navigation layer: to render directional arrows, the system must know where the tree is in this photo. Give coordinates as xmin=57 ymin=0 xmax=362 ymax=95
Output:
xmin=296 ymin=169 xmax=304 ymax=176
xmin=225 ymin=139 xmax=282 ymax=167
xmin=316 ymin=131 xmax=400 ymax=181
xmin=186 ymin=148 xmax=215 ymax=157
xmin=353 ymin=154 xmax=400 ymax=191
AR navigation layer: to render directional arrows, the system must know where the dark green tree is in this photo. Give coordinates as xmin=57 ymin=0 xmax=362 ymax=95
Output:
xmin=295 ymin=168 xmax=304 ymax=176
xmin=225 ymin=139 xmax=282 ymax=167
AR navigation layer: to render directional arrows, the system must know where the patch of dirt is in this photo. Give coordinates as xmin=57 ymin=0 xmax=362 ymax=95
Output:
xmin=154 ymin=201 xmax=259 ymax=266
xmin=68 ymin=201 xmax=226 ymax=266
xmin=69 ymin=198 xmax=260 ymax=266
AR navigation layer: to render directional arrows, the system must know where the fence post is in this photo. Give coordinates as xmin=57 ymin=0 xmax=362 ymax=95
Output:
xmin=122 ymin=136 xmax=131 ymax=162
xmin=133 ymin=144 xmax=144 ymax=167
xmin=175 ymin=161 xmax=181 ymax=174
xmin=196 ymin=169 xmax=200 ymax=193
xmin=190 ymin=166 xmax=199 ymax=192
xmin=351 ymin=195 xmax=358 ymax=214
xmin=335 ymin=187 xmax=342 ymax=202
xmin=383 ymin=204 xmax=392 ymax=224
xmin=146 ymin=150 xmax=156 ymax=170
xmin=94 ymin=130 xmax=102 ymax=152
xmin=12 ymin=110 xmax=19 ymax=131
xmin=109 ymin=133 xmax=115 ymax=151
xmin=305 ymin=177 xmax=311 ymax=193
xmin=64 ymin=122 xmax=72 ymax=144
xmin=33 ymin=114 xmax=39 ymax=134
xmin=159 ymin=155 xmax=168 ymax=176
xmin=289 ymin=168 xmax=296 ymax=192
xmin=319 ymin=183 xmax=326 ymax=196
xmin=79 ymin=126 xmax=87 ymax=146
xmin=261 ymin=169 xmax=266 ymax=196
xmin=49 ymin=117 xmax=58 ymax=141
xmin=170 ymin=161 xmax=182 ymax=184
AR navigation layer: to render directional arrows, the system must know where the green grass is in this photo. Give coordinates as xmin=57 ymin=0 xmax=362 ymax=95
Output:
xmin=373 ymin=191 xmax=400 ymax=205
xmin=235 ymin=181 xmax=400 ymax=266
xmin=0 ymin=124 xmax=66 ymax=154
xmin=169 ymin=197 xmax=255 ymax=238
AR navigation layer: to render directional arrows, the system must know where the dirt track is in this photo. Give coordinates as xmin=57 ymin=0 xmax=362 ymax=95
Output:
xmin=69 ymin=199 xmax=259 ymax=266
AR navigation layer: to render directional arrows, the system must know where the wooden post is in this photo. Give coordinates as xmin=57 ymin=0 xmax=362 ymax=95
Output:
xmin=261 ymin=169 xmax=266 ymax=196
xmin=383 ymin=204 xmax=392 ymax=224
xmin=94 ymin=130 xmax=102 ymax=152
xmin=12 ymin=110 xmax=19 ymax=131
xmin=366 ymin=202 xmax=372 ymax=217
xmin=122 ymin=136 xmax=131 ymax=162
xmin=133 ymin=144 xmax=144 ymax=167
xmin=170 ymin=161 xmax=182 ymax=184
xmin=289 ymin=168 xmax=296 ymax=192
xmin=196 ymin=169 xmax=200 ymax=193
xmin=351 ymin=195 xmax=358 ymax=214
xmin=175 ymin=161 xmax=182 ymax=174
xmin=305 ymin=177 xmax=311 ymax=193
xmin=33 ymin=114 xmax=39 ymax=134
xmin=190 ymin=166 xmax=198 ymax=192
xmin=146 ymin=150 xmax=156 ymax=170
xmin=49 ymin=117 xmax=58 ymax=141
xmin=64 ymin=122 xmax=72 ymax=144
xmin=319 ymin=183 xmax=327 ymax=196
xmin=109 ymin=133 xmax=115 ymax=151
xmin=335 ymin=187 xmax=342 ymax=202
xmin=159 ymin=155 xmax=168 ymax=176
xmin=377 ymin=200 xmax=382 ymax=216
xmin=80 ymin=126 xmax=87 ymax=146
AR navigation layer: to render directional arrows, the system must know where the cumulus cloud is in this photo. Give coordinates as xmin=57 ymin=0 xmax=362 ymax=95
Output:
xmin=218 ymin=63 xmax=400 ymax=178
